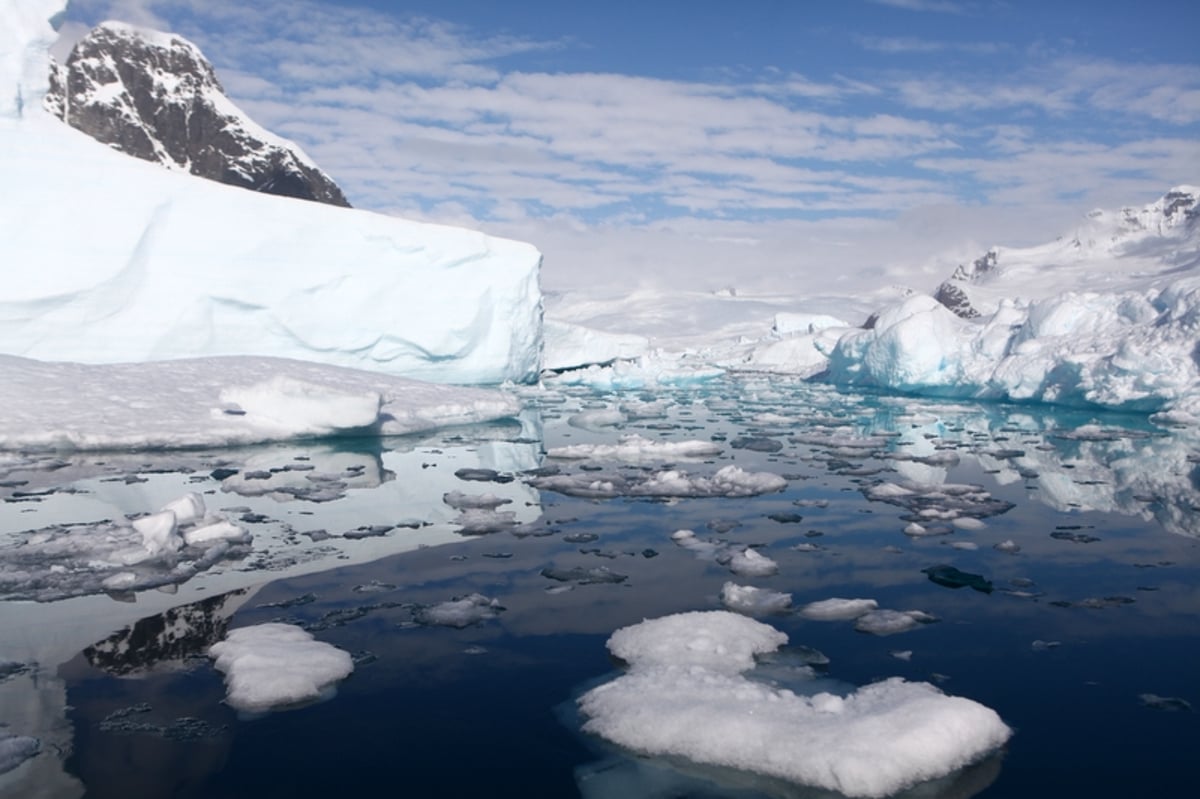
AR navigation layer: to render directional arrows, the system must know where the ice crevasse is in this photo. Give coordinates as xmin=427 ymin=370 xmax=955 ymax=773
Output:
xmin=0 ymin=0 xmax=543 ymax=385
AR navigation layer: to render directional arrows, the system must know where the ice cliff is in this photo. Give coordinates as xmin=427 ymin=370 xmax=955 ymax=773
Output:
xmin=1 ymin=2 xmax=542 ymax=385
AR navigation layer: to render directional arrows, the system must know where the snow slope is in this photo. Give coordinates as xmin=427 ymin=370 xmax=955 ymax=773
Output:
xmin=1 ymin=3 xmax=542 ymax=385
xmin=545 ymin=188 xmax=1200 ymax=419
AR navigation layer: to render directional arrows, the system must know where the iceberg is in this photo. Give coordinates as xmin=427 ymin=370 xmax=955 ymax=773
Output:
xmin=0 ymin=3 xmax=542 ymax=385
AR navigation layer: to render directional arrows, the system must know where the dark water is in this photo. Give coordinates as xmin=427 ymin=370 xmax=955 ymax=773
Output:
xmin=3 ymin=377 xmax=1198 ymax=798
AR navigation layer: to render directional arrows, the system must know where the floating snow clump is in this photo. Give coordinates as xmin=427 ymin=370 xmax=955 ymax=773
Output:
xmin=578 ymin=611 xmax=1012 ymax=798
xmin=208 ymin=623 xmax=354 ymax=712
xmin=727 ymin=547 xmax=779 ymax=577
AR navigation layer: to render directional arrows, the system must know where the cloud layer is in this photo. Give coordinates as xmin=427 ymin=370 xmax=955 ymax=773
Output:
xmin=57 ymin=0 xmax=1200 ymax=296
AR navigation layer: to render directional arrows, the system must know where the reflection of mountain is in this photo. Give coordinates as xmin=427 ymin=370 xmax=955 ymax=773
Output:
xmin=83 ymin=588 xmax=255 ymax=676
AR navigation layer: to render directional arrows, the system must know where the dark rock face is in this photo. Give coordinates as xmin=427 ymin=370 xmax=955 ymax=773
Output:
xmin=45 ymin=22 xmax=350 ymax=207
xmin=935 ymin=249 xmax=998 ymax=319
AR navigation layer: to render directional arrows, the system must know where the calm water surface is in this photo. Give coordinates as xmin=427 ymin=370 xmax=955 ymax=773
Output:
xmin=2 ymin=376 xmax=1198 ymax=798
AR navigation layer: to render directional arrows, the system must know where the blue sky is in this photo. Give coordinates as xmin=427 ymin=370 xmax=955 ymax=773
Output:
xmin=57 ymin=0 xmax=1200 ymax=295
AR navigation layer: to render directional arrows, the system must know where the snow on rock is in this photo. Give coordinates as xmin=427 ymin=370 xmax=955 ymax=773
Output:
xmin=824 ymin=188 xmax=1200 ymax=416
xmin=0 ymin=354 xmax=520 ymax=450
xmin=1 ymin=5 xmax=542 ymax=385
xmin=578 ymin=611 xmax=1012 ymax=798
xmin=208 ymin=623 xmax=354 ymax=712
xmin=45 ymin=21 xmax=351 ymax=206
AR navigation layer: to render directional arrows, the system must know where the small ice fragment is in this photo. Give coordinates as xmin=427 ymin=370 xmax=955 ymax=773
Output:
xmin=891 ymin=650 xmax=913 ymax=661
xmin=160 ymin=492 xmax=206 ymax=524
xmin=133 ymin=510 xmax=182 ymax=556
xmin=728 ymin=548 xmax=779 ymax=577
xmin=1031 ymin=640 xmax=1061 ymax=651
xmin=854 ymin=609 xmax=939 ymax=635
xmin=1139 ymin=693 xmax=1192 ymax=712
xmin=182 ymin=520 xmax=247 ymax=547
xmin=994 ymin=539 xmax=1021 ymax=554
xmin=720 ymin=582 xmax=793 ymax=615
xmin=415 ymin=594 xmax=503 ymax=628
xmin=799 ymin=598 xmax=878 ymax=621
xmin=952 ymin=517 xmax=987 ymax=530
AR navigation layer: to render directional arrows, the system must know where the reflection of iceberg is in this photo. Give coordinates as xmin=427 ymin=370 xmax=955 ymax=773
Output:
xmin=0 ymin=426 xmax=542 ymax=796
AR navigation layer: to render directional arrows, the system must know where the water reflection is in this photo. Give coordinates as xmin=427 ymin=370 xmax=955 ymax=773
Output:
xmin=2 ymin=378 xmax=1199 ymax=797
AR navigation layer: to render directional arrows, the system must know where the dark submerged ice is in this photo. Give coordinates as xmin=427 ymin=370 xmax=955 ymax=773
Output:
xmin=1 ymin=376 xmax=1199 ymax=798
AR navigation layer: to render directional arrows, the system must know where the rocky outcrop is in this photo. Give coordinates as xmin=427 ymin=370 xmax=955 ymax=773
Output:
xmin=45 ymin=21 xmax=350 ymax=207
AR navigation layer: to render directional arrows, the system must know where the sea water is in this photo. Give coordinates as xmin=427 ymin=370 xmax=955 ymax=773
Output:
xmin=1 ymin=376 xmax=1197 ymax=798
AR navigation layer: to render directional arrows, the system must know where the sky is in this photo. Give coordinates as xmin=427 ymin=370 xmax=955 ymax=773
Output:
xmin=55 ymin=0 xmax=1200 ymax=300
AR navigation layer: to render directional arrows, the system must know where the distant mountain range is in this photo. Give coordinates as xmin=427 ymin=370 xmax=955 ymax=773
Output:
xmin=45 ymin=21 xmax=350 ymax=207
xmin=935 ymin=186 xmax=1199 ymax=319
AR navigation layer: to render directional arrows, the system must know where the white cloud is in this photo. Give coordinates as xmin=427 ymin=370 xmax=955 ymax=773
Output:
xmin=57 ymin=0 xmax=1199 ymax=301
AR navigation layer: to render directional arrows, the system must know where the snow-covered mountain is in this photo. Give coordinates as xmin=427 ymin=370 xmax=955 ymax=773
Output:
xmin=934 ymin=187 xmax=1199 ymax=319
xmin=45 ymin=21 xmax=350 ymax=207
xmin=1 ymin=2 xmax=542 ymax=385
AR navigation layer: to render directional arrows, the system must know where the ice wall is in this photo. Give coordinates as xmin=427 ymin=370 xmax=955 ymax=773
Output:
xmin=0 ymin=3 xmax=542 ymax=385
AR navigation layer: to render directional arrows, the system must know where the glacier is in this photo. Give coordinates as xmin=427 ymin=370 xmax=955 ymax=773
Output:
xmin=544 ymin=187 xmax=1200 ymax=420
xmin=1 ymin=2 xmax=542 ymax=385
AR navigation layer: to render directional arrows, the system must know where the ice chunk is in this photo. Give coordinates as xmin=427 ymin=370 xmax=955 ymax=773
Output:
xmin=579 ymin=611 xmax=1012 ymax=798
xmin=720 ymin=582 xmax=792 ymax=614
xmin=546 ymin=434 xmax=721 ymax=463
xmin=799 ymin=597 xmax=879 ymax=621
xmin=207 ymin=623 xmax=354 ymax=712
xmin=727 ymin=547 xmax=779 ymax=577
xmin=855 ymin=609 xmax=940 ymax=636
xmin=131 ymin=511 xmax=182 ymax=560
xmin=531 ymin=465 xmax=786 ymax=499
xmin=414 ymin=593 xmax=503 ymax=627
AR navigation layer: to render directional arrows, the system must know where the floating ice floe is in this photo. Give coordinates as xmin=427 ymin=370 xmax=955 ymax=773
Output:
xmin=726 ymin=547 xmax=779 ymax=577
xmin=0 ymin=492 xmax=249 ymax=602
xmin=578 ymin=611 xmax=1012 ymax=798
xmin=531 ymin=465 xmax=786 ymax=499
xmin=414 ymin=593 xmax=504 ymax=627
xmin=0 ymin=355 xmax=521 ymax=451
xmin=207 ymin=623 xmax=354 ymax=712
xmin=720 ymin=582 xmax=793 ymax=614
xmin=546 ymin=434 xmax=722 ymax=463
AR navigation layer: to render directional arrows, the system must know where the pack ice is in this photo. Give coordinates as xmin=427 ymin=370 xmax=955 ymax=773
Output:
xmin=0 ymin=1 xmax=542 ymax=385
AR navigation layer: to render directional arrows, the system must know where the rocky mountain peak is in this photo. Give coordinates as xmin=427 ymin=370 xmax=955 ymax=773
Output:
xmin=934 ymin=186 xmax=1199 ymax=320
xmin=44 ymin=21 xmax=350 ymax=207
